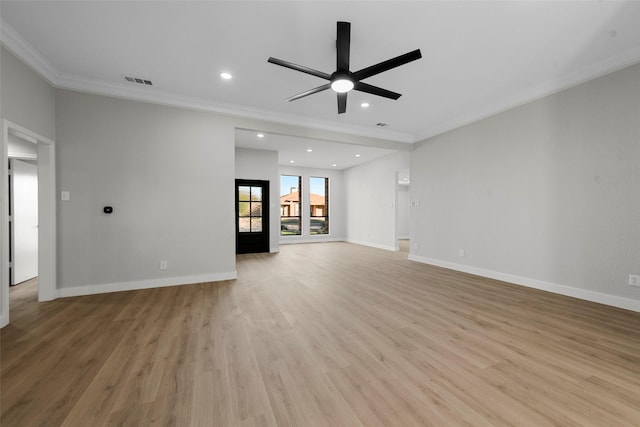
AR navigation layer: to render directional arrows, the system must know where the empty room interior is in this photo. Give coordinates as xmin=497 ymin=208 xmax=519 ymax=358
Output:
xmin=1 ymin=1 xmax=639 ymax=426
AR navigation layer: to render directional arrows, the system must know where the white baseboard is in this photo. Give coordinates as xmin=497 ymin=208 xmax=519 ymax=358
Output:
xmin=398 ymin=236 xmax=410 ymax=240
xmin=346 ymin=239 xmax=396 ymax=252
xmin=409 ymin=255 xmax=640 ymax=313
xmin=56 ymin=271 xmax=237 ymax=298
xmin=280 ymin=236 xmax=345 ymax=245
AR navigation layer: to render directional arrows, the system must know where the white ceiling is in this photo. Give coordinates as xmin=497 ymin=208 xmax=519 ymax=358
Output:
xmin=2 ymin=1 xmax=640 ymax=167
xmin=235 ymin=128 xmax=398 ymax=169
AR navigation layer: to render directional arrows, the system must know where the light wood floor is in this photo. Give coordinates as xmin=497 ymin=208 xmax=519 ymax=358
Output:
xmin=2 ymin=242 xmax=639 ymax=426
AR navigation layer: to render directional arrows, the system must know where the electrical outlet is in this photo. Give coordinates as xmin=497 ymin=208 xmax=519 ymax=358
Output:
xmin=628 ymin=274 xmax=640 ymax=287
xmin=160 ymin=261 xmax=168 ymax=270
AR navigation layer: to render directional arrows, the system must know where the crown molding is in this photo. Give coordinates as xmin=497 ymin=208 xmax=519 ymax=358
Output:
xmin=55 ymin=73 xmax=415 ymax=143
xmin=414 ymin=45 xmax=640 ymax=143
xmin=0 ymin=18 xmax=59 ymax=85
xmin=1 ymin=19 xmax=413 ymax=144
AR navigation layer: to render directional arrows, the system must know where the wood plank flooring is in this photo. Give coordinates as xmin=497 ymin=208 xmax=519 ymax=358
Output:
xmin=2 ymin=242 xmax=639 ymax=426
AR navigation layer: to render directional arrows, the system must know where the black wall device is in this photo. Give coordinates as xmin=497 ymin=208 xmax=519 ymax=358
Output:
xmin=103 ymin=206 xmax=113 ymax=214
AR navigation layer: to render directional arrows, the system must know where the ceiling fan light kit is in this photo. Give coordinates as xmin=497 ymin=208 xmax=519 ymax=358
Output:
xmin=268 ymin=21 xmax=422 ymax=114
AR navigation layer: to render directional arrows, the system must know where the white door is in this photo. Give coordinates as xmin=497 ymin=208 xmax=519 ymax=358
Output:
xmin=13 ymin=159 xmax=38 ymax=284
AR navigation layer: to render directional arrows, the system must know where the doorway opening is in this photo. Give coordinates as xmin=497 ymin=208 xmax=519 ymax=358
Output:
xmin=395 ymin=169 xmax=410 ymax=254
xmin=9 ymin=154 xmax=39 ymax=287
xmin=1 ymin=121 xmax=56 ymax=328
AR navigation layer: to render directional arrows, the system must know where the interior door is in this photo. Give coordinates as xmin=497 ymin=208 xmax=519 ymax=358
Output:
xmin=236 ymin=179 xmax=270 ymax=254
xmin=12 ymin=159 xmax=38 ymax=284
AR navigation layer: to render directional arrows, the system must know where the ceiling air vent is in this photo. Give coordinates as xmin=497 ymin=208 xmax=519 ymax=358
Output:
xmin=123 ymin=75 xmax=152 ymax=86
xmin=376 ymin=122 xmax=389 ymax=127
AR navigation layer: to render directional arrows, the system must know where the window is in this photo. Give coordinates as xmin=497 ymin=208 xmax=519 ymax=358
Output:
xmin=280 ymin=175 xmax=302 ymax=235
xmin=310 ymin=176 xmax=329 ymax=235
xmin=237 ymin=185 xmax=263 ymax=233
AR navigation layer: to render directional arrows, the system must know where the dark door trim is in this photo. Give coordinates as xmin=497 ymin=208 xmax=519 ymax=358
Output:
xmin=235 ymin=179 xmax=270 ymax=254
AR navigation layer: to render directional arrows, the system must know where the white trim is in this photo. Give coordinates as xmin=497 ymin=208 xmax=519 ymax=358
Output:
xmin=409 ymin=255 xmax=640 ymax=313
xmin=0 ymin=19 xmax=58 ymax=84
xmin=346 ymin=239 xmax=396 ymax=252
xmin=4 ymin=19 xmax=640 ymax=145
xmin=0 ymin=19 xmax=412 ymax=144
xmin=1 ymin=124 xmax=8 ymax=328
xmin=55 ymin=73 xmax=414 ymax=143
xmin=56 ymin=271 xmax=237 ymax=298
xmin=280 ymin=236 xmax=345 ymax=245
xmin=414 ymin=46 xmax=640 ymax=142
xmin=2 ymin=121 xmax=57 ymax=328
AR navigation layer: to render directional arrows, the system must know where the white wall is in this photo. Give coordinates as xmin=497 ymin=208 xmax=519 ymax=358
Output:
xmin=279 ymin=165 xmax=346 ymax=243
xmin=344 ymin=151 xmax=410 ymax=251
xmin=55 ymin=90 xmax=236 ymax=295
xmin=235 ymin=147 xmax=280 ymax=253
xmin=12 ymin=159 xmax=38 ymax=283
xmin=410 ymin=62 xmax=640 ymax=311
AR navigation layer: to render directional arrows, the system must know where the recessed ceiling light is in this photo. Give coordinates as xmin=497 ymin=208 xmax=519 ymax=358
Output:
xmin=355 ymin=154 xmax=361 ymax=158
xmin=220 ymin=72 xmax=232 ymax=80
xmin=289 ymin=160 xmax=295 ymax=163
xmin=306 ymin=149 xmax=313 ymax=152
xmin=332 ymin=163 xmax=337 ymax=167
xmin=257 ymin=133 xmax=264 ymax=138
xmin=361 ymin=102 xmax=370 ymax=108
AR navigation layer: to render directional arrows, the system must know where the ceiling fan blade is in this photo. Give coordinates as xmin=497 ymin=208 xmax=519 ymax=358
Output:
xmin=354 ymin=81 xmax=402 ymax=100
xmin=285 ymin=83 xmax=331 ymax=102
xmin=337 ymin=92 xmax=347 ymax=114
xmin=336 ymin=21 xmax=351 ymax=72
xmin=353 ymin=49 xmax=422 ymax=81
xmin=268 ymin=57 xmax=332 ymax=80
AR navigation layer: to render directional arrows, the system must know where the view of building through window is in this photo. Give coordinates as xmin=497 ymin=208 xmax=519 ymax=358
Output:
xmin=280 ymin=175 xmax=329 ymax=235
xmin=280 ymin=175 xmax=302 ymax=235
xmin=310 ymin=177 xmax=329 ymax=235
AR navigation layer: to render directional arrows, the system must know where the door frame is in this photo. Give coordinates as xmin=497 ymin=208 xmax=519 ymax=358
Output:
xmin=1 ymin=120 xmax=56 ymax=328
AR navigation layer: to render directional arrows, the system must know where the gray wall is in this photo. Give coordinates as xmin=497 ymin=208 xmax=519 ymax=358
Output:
xmin=55 ymin=90 xmax=236 ymax=291
xmin=0 ymin=47 xmax=55 ymax=140
xmin=410 ymin=61 xmax=640 ymax=306
xmin=235 ymin=147 xmax=280 ymax=252
xmin=344 ymin=151 xmax=410 ymax=250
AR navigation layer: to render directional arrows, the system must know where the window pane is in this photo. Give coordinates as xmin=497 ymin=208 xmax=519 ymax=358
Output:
xmin=251 ymin=217 xmax=262 ymax=232
xmin=251 ymin=186 xmax=262 ymax=201
xmin=310 ymin=177 xmax=329 ymax=235
xmin=238 ymin=186 xmax=251 ymax=201
xmin=280 ymin=218 xmax=300 ymax=235
xmin=238 ymin=201 xmax=250 ymax=217
xmin=250 ymin=202 xmax=262 ymax=217
xmin=238 ymin=217 xmax=251 ymax=233
xmin=281 ymin=175 xmax=302 ymax=235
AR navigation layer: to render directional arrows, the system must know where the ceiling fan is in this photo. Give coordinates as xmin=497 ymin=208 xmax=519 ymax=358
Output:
xmin=268 ymin=21 xmax=422 ymax=114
